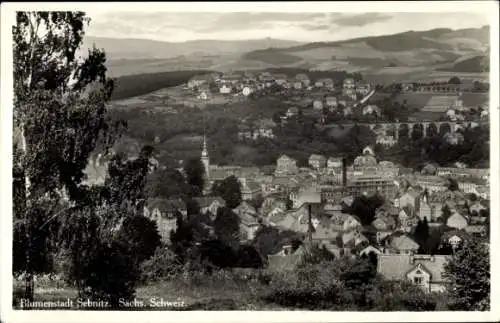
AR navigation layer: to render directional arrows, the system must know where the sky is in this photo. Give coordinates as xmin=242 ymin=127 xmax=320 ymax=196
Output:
xmin=85 ymin=11 xmax=490 ymax=43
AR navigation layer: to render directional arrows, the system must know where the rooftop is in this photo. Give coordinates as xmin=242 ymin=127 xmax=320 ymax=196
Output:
xmin=378 ymin=254 xmax=450 ymax=283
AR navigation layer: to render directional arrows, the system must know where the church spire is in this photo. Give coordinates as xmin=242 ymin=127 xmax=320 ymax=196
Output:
xmin=202 ymin=134 xmax=208 ymax=157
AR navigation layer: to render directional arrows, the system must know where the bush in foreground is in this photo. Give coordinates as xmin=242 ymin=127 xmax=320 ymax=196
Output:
xmin=265 ymin=258 xmax=438 ymax=311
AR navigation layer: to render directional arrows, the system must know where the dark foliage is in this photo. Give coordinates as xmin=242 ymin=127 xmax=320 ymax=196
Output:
xmin=211 ymin=175 xmax=242 ymax=209
xmin=348 ymin=194 xmax=385 ymax=225
xmin=110 ymin=70 xmax=213 ymax=100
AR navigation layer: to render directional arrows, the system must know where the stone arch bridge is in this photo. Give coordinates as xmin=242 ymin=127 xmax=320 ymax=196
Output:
xmin=330 ymin=120 xmax=488 ymax=140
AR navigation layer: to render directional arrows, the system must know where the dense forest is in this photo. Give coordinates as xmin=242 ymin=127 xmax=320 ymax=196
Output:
xmin=110 ymin=70 xmax=213 ymax=100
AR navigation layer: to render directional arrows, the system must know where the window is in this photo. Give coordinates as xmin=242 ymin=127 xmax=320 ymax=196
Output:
xmin=414 ymin=276 xmax=423 ymax=284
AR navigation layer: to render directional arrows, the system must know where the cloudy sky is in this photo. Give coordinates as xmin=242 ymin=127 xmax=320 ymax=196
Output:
xmin=84 ymin=11 xmax=490 ymax=43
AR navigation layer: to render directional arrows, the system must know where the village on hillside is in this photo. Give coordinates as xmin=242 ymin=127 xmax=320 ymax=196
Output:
xmin=10 ymin=8 xmax=493 ymax=314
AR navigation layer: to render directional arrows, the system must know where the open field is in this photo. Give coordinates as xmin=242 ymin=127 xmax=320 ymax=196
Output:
xmin=363 ymin=69 xmax=488 ymax=84
xmin=113 ymin=85 xmax=248 ymax=110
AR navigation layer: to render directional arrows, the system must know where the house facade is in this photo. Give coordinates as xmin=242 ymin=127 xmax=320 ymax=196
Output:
xmin=377 ymin=254 xmax=450 ymax=293
xmin=240 ymin=178 xmax=262 ymax=201
xmin=309 ymin=154 xmax=327 ymax=169
xmin=194 ymin=197 xmax=226 ymax=216
xmin=275 ymin=155 xmax=299 ymax=176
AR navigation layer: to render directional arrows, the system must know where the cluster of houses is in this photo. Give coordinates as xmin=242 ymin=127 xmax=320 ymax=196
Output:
xmin=266 ymin=180 xmax=488 ymax=293
xmin=186 ymin=71 xmax=373 ymax=105
xmin=237 ymin=118 xmax=278 ymax=141
xmin=81 ymin=132 xmax=489 ymax=294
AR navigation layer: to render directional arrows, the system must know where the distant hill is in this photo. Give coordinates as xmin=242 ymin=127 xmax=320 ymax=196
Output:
xmin=82 ymin=26 xmax=490 ymax=77
xmin=437 ymin=55 xmax=489 ymax=73
xmin=82 ymin=36 xmax=304 ymax=60
xmin=241 ymin=26 xmax=490 ymax=71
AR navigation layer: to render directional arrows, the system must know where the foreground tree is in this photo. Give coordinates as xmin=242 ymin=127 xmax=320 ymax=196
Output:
xmin=13 ymin=11 xmax=116 ymax=301
xmin=443 ymin=239 xmax=490 ymax=310
xmin=62 ymin=147 xmax=158 ymax=307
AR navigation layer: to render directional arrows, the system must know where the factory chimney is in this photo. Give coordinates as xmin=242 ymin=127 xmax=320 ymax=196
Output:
xmin=342 ymin=157 xmax=347 ymax=187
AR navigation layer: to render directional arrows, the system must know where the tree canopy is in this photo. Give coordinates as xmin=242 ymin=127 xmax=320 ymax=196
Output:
xmin=443 ymin=239 xmax=490 ymax=310
xmin=12 ymin=11 xmax=119 ymax=302
xmin=211 ymin=175 xmax=242 ymax=209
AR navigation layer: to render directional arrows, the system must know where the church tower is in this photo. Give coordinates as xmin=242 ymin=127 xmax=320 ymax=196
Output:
xmin=201 ymin=134 xmax=210 ymax=179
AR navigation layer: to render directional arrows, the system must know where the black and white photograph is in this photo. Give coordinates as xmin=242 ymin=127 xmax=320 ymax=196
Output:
xmin=0 ymin=1 xmax=499 ymax=322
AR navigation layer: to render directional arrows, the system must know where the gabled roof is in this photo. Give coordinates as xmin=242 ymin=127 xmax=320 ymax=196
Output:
xmin=372 ymin=217 xmax=393 ymax=231
xmin=309 ymin=154 xmax=326 ymax=162
xmin=441 ymin=229 xmax=471 ymax=242
xmin=324 ymin=203 xmax=343 ymax=212
xmin=254 ymin=118 xmax=277 ymax=129
xmin=447 ymin=211 xmax=468 ymax=223
xmin=146 ymin=198 xmax=186 ymax=212
xmin=194 ymin=196 xmax=225 ymax=208
xmin=233 ymin=201 xmax=257 ymax=215
xmin=268 ymin=211 xmax=288 ymax=225
xmin=390 ymin=234 xmax=419 ymax=251
xmin=378 ymin=254 xmax=450 ymax=283
xmin=402 ymin=188 xmax=421 ymax=199
xmin=241 ymin=179 xmax=261 ymax=193
xmin=239 ymin=212 xmax=260 ymax=227
xmin=342 ymin=230 xmax=368 ymax=246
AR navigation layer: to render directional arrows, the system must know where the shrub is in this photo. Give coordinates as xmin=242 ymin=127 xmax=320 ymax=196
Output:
xmin=264 ymin=257 xmax=438 ymax=311
xmin=77 ymin=241 xmax=140 ymax=308
xmin=139 ymin=247 xmax=183 ymax=283
xmin=265 ymin=260 xmax=345 ymax=309
xmin=366 ymin=280 xmax=438 ymax=311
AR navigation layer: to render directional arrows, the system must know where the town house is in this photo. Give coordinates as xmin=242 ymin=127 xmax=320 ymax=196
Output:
xmin=194 ymin=197 xmax=226 ymax=217
xmin=295 ymin=73 xmax=311 ymax=87
xmin=275 ymin=154 xmax=299 ymax=176
xmin=399 ymin=189 xmax=421 ymax=215
xmin=308 ymin=154 xmax=327 ymax=169
xmin=383 ymin=233 xmax=420 ymax=255
xmin=342 ymin=78 xmax=356 ymax=97
xmin=143 ymin=198 xmax=187 ymax=243
xmin=239 ymin=178 xmax=262 ymax=201
xmin=356 ymin=81 xmax=371 ymax=96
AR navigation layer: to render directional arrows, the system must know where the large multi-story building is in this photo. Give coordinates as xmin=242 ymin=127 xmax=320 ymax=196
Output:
xmin=414 ymin=175 xmax=448 ymax=193
xmin=345 ymin=176 xmax=398 ymax=199
xmin=320 ymin=185 xmax=344 ymax=204
xmin=436 ymin=167 xmax=489 ymax=180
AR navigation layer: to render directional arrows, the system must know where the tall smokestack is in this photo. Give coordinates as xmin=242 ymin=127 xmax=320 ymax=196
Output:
xmin=342 ymin=157 xmax=347 ymax=187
